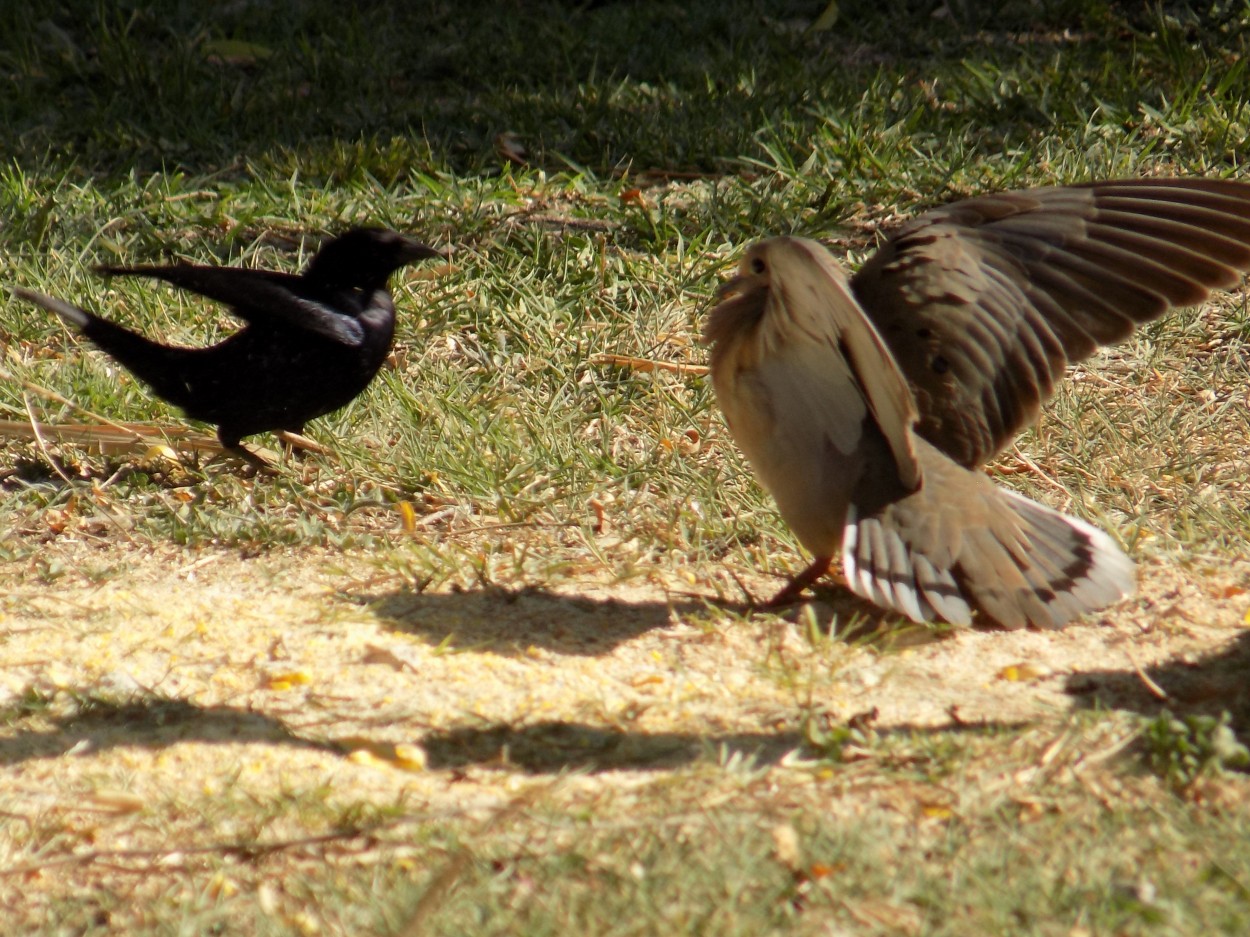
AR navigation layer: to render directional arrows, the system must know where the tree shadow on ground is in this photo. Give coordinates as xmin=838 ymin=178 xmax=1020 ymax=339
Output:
xmin=0 ymin=696 xmax=339 ymax=768
xmin=422 ymin=720 xmax=806 ymax=774
xmin=1065 ymin=629 xmax=1250 ymax=736
xmin=3 ymin=1 xmax=1192 ymax=178
xmin=0 ymin=686 xmax=1004 ymax=776
xmin=418 ymin=714 xmax=1017 ymax=774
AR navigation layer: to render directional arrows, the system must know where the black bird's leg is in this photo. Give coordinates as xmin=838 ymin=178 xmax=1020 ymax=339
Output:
xmin=217 ymin=427 xmax=274 ymax=473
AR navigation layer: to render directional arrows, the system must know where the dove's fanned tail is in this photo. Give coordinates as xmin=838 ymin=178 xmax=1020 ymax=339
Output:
xmin=841 ymin=447 xmax=1136 ymax=629
xmin=993 ymin=488 xmax=1137 ymax=624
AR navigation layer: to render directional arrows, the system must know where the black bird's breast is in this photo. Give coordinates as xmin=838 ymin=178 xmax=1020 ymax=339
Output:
xmin=176 ymin=288 xmax=397 ymax=436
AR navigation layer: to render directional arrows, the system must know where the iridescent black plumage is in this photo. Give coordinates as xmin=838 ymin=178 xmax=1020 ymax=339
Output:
xmin=16 ymin=228 xmax=443 ymax=466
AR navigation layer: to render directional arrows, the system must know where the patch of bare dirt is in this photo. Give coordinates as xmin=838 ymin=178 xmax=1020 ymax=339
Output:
xmin=0 ymin=535 xmax=1247 ymax=935
xmin=1 ymin=541 xmax=1246 ymax=804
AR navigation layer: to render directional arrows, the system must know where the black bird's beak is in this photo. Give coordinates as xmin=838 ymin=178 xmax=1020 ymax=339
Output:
xmin=401 ymin=239 xmax=450 ymax=264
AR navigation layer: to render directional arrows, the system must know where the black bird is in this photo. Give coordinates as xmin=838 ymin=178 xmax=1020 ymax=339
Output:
xmin=14 ymin=227 xmax=445 ymax=467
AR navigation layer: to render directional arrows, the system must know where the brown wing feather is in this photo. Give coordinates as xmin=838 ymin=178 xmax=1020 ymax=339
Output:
xmin=850 ymin=178 xmax=1250 ymax=467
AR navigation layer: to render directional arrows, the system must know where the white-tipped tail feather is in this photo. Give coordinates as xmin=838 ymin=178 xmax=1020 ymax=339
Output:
xmin=842 ymin=489 xmax=1136 ymax=629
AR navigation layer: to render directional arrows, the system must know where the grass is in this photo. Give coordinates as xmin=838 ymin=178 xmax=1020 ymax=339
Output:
xmin=1 ymin=0 xmax=1250 ymax=934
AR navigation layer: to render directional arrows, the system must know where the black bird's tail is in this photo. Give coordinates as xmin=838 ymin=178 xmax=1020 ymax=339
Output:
xmin=13 ymin=287 xmax=194 ymax=407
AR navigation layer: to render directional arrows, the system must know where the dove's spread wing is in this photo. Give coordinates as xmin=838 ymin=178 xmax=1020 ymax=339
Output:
xmin=763 ymin=237 xmax=922 ymax=489
xmin=850 ymin=178 xmax=1250 ymax=467
xmin=95 ymin=265 xmax=368 ymax=347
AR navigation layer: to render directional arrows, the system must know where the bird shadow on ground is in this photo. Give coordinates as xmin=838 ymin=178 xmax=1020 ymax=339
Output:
xmin=1065 ymin=629 xmax=1250 ymax=737
xmin=771 ymin=588 xmax=962 ymax=649
xmin=359 ymin=583 xmax=935 ymax=656
xmin=0 ymin=696 xmax=340 ymax=769
xmin=362 ymin=585 xmax=730 ymax=656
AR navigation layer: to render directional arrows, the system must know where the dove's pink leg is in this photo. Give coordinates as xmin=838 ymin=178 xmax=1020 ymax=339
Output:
xmin=765 ymin=556 xmax=833 ymax=607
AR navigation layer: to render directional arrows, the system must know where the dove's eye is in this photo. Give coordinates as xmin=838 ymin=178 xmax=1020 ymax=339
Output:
xmin=750 ymin=257 xmax=766 ymax=275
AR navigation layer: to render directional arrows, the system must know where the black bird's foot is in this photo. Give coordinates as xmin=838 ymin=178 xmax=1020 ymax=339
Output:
xmin=222 ymin=440 xmax=277 ymax=475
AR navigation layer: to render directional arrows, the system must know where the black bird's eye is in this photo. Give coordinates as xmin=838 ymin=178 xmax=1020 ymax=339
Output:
xmin=750 ymin=257 xmax=767 ymax=275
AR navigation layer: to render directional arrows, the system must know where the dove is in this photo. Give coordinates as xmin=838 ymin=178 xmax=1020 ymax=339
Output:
xmin=704 ymin=178 xmax=1250 ymax=628
xmin=15 ymin=227 xmax=445 ymax=468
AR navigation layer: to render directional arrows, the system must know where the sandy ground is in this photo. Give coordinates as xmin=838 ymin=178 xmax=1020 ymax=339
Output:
xmin=1 ymin=538 xmax=1246 ymax=821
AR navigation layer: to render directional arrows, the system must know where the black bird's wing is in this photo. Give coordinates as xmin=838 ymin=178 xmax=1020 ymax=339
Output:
xmin=849 ymin=178 xmax=1250 ymax=467
xmin=95 ymin=265 xmax=368 ymax=347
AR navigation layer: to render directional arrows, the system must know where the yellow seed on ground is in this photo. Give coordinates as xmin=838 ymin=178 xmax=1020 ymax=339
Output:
xmin=394 ymin=744 xmax=428 ymax=771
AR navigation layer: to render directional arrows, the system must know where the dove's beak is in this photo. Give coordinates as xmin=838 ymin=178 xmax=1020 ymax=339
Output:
xmin=716 ymin=276 xmax=743 ymax=300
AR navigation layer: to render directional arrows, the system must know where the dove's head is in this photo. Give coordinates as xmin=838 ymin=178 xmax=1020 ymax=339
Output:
xmin=703 ymin=237 xmax=855 ymax=360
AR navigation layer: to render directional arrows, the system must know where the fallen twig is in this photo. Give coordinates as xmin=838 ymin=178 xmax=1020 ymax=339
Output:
xmin=589 ymin=353 xmax=709 ymax=376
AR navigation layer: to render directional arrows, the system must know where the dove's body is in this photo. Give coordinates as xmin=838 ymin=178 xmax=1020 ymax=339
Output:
xmin=16 ymin=228 xmax=443 ymax=466
xmin=712 ymin=310 xmax=880 ymax=553
xmin=707 ymin=238 xmax=1133 ymax=629
xmin=706 ymin=178 xmax=1250 ymax=629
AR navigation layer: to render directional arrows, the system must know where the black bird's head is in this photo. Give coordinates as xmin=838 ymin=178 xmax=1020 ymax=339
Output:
xmin=303 ymin=227 xmax=446 ymax=292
